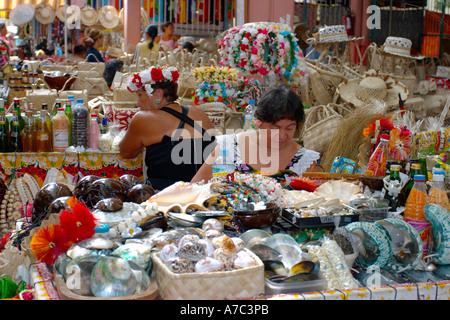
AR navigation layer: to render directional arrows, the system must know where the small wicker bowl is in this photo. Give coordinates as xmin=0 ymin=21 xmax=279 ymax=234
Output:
xmin=44 ymin=74 xmax=76 ymax=91
xmin=234 ymin=203 xmax=281 ymax=229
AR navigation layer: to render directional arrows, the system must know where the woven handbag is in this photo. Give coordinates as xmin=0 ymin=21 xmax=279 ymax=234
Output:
xmin=302 ymin=104 xmax=349 ymax=154
xmin=111 ymin=72 xmax=138 ymax=104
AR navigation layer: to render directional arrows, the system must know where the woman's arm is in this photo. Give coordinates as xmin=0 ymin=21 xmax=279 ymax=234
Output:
xmin=191 ymin=145 xmax=220 ymax=183
xmin=119 ymin=113 xmax=146 ymax=159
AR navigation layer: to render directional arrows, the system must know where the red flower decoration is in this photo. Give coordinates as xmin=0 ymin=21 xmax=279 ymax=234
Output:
xmin=171 ymin=70 xmax=179 ymax=83
xmin=151 ymin=68 xmax=164 ymax=83
xmin=31 ymin=224 xmax=73 ymax=266
xmin=59 ymin=201 xmax=97 ymax=243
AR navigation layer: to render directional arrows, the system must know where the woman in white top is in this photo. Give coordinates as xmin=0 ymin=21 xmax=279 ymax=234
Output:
xmin=155 ymin=22 xmax=180 ymax=50
xmin=192 ymin=86 xmax=321 ymax=183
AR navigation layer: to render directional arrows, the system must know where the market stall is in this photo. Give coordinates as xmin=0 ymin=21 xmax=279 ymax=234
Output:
xmin=0 ymin=15 xmax=450 ymax=302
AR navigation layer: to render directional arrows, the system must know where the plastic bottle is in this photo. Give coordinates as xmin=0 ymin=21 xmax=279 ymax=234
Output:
xmin=403 ymin=174 xmax=430 ymax=257
xmin=365 ymin=134 xmax=390 ymax=177
xmin=428 ymin=172 xmax=450 ymax=211
xmin=64 ymin=100 xmax=73 ymax=146
xmin=0 ymin=111 xmax=9 ymax=153
xmin=100 ymin=117 xmax=108 ymax=135
xmin=22 ymin=111 xmax=36 ymax=152
xmin=212 ymin=149 xmax=235 ymax=178
xmin=72 ymin=99 xmax=89 ymax=148
xmin=37 ymin=110 xmax=52 ymax=152
xmin=88 ymin=113 xmax=100 ymax=150
xmin=53 ymin=108 xmax=70 ymax=152
xmin=243 ymin=100 xmax=256 ymax=131
xmin=9 ymin=111 xmax=23 ymax=153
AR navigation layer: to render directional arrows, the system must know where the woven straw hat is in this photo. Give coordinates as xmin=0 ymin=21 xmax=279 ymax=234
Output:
xmin=81 ymin=6 xmax=98 ymax=27
xmin=381 ymin=36 xmax=424 ymax=60
xmin=35 ymin=2 xmax=56 ymax=25
xmin=307 ymin=25 xmax=364 ymax=45
xmin=99 ymin=5 xmax=119 ymax=29
xmin=56 ymin=5 xmax=80 ymax=23
xmin=337 ymin=70 xmax=409 ymax=108
xmin=10 ymin=3 xmax=35 ymax=26
xmin=119 ymin=7 xmax=149 ymax=27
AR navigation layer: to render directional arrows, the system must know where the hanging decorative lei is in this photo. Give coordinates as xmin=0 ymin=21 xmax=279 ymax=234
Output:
xmin=127 ymin=66 xmax=180 ymax=97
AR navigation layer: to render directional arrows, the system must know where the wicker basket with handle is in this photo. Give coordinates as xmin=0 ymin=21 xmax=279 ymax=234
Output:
xmin=153 ymin=250 xmax=264 ymax=300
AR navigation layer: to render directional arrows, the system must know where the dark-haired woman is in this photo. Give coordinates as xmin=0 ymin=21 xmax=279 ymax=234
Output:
xmin=135 ymin=25 xmax=161 ymax=63
xmin=191 ymin=86 xmax=321 ymax=183
xmin=119 ymin=66 xmax=217 ymax=191
xmin=155 ymin=22 xmax=180 ymax=50
xmin=83 ymin=29 xmax=105 ymax=63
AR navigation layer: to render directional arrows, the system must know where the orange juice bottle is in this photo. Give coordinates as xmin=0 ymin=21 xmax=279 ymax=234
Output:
xmin=52 ymin=108 xmax=69 ymax=152
xmin=428 ymin=172 xmax=450 ymax=211
xmin=404 ymin=174 xmax=430 ymax=256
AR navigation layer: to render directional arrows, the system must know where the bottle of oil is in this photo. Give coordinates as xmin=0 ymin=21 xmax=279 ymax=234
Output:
xmin=0 ymin=111 xmax=9 ymax=153
xmin=37 ymin=110 xmax=52 ymax=152
xmin=9 ymin=111 xmax=23 ymax=152
xmin=22 ymin=111 xmax=36 ymax=152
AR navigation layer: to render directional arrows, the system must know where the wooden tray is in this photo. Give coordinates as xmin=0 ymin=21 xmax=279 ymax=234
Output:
xmin=54 ymin=270 xmax=158 ymax=300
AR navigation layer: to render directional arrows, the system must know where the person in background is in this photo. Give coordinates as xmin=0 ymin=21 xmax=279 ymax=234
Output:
xmin=73 ymin=44 xmax=87 ymax=60
xmin=102 ymin=59 xmax=124 ymax=88
xmin=155 ymin=22 xmax=180 ymax=50
xmin=192 ymin=86 xmax=321 ymax=184
xmin=119 ymin=66 xmax=217 ymax=191
xmin=83 ymin=29 xmax=105 ymax=63
xmin=135 ymin=24 xmax=161 ymax=63
xmin=0 ymin=23 xmax=14 ymax=55
xmin=181 ymin=41 xmax=194 ymax=53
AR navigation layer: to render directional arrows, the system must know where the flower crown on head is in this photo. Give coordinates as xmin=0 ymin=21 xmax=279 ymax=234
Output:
xmin=127 ymin=66 xmax=180 ymax=97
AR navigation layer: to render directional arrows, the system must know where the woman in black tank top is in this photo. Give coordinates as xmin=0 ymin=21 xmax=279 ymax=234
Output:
xmin=119 ymin=66 xmax=217 ymax=191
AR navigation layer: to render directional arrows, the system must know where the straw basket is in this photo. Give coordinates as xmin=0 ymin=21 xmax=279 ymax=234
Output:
xmin=302 ymin=104 xmax=350 ymax=154
xmin=111 ymin=73 xmax=138 ymax=104
xmin=305 ymin=61 xmax=344 ymax=106
xmin=153 ymin=250 xmax=265 ymax=300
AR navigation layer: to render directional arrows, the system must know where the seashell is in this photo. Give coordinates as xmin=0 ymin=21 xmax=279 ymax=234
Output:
xmin=95 ymin=198 xmax=124 ymax=212
xmin=264 ymin=234 xmax=304 ymax=270
xmin=211 ymin=235 xmax=236 ymax=252
xmin=424 ymin=204 xmax=450 ymax=265
xmin=169 ymin=257 xmax=195 ymax=273
xmin=204 ymin=229 xmax=223 ymax=241
xmin=118 ymin=174 xmax=142 ymax=191
xmin=289 ymin=261 xmax=320 ymax=277
xmin=178 ymin=234 xmax=200 ymax=249
xmin=127 ymin=260 xmax=151 ymax=294
xmin=90 ymin=256 xmax=137 ymax=298
xmin=160 ymin=244 xmax=179 ymax=263
xmin=31 ymin=183 xmax=73 ymax=224
xmin=112 ymin=243 xmax=153 ymax=271
xmin=213 ymin=248 xmax=235 ymax=271
xmin=264 ymin=260 xmax=289 ymax=279
xmin=195 ymin=257 xmax=224 ymax=273
xmin=314 ymin=180 xmax=362 ymax=204
xmin=177 ymin=241 xmax=207 ymax=262
xmin=249 ymin=243 xmax=283 ymax=262
xmin=77 ymin=237 xmax=118 ymax=251
xmin=66 ymin=243 xmax=96 ymax=259
xmin=202 ymin=218 xmax=223 ymax=233
xmin=127 ymin=184 xmax=156 ymax=204
xmin=198 ymin=239 xmax=215 ymax=257
xmin=64 ymin=255 xmax=102 ymax=296
xmin=54 ymin=252 xmax=72 ymax=277
xmin=233 ymin=250 xmax=257 ymax=269
xmin=231 ymin=237 xmax=245 ymax=252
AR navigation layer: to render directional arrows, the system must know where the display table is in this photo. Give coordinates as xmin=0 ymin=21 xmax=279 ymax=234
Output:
xmin=0 ymin=152 xmax=143 ymax=186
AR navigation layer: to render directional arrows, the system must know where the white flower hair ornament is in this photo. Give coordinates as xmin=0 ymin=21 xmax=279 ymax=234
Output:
xmin=127 ymin=66 xmax=180 ymax=97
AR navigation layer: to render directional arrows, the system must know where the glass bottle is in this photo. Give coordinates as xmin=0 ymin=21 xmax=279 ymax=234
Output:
xmin=0 ymin=99 xmax=10 ymax=134
xmin=53 ymin=108 xmax=69 ymax=152
xmin=64 ymin=99 xmax=73 ymax=146
xmin=404 ymin=175 xmax=430 ymax=257
xmin=0 ymin=111 xmax=9 ymax=153
xmin=418 ymin=153 xmax=429 ymax=183
xmin=428 ymin=172 xmax=450 ymax=211
xmin=9 ymin=111 xmax=23 ymax=153
xmin=53 ymin=99 xmax=62 ymax=117
xmin=37 ymin=110 xmax=52 ymax=152
xmin=12 ymin=98 xmax=25 ymax=132
xmin=366 ymin=134 xmax=390 ymax=177
xmin=385 ymin=164 xmax=402 ymax=212
xmin=88 ymin=113 xmax=100 ymax=150
xmin=22 ymin=111 xmax=36 ymax=152
xmin=400 ymin=162 xmax=422 ymax=208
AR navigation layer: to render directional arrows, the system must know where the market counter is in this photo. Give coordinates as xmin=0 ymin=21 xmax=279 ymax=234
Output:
xmin=0 ymin=151 xmax=144 ymax=186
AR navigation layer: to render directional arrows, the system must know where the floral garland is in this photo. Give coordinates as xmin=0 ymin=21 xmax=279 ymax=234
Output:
xmin=127 ymin=66 xmax=180 ymax=97
xmin=219 ymin=24 xmax=308 ymax=87
xmin=193 ymin=66 xmax=240 ymax=84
